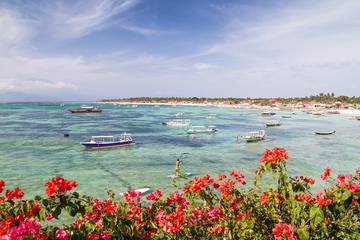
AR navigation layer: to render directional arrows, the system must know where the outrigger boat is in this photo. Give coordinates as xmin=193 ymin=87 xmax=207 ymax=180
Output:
xmin=80 ymin=133 xmax=133 ymax=148
xmin=314 ymin=131 xmax=336 ymax=135
xmin=68 ymin=105 xmax=102 ymax=113
xmin=187 ymin=126 xmax=217 ymax=134
xmin=162 ymin=119 xmax=192 ymax=127
xmin=261 ymin=112 xmax=276 ymax=117
xmin=266 ymin=120 xmax=281 ymax=127
xmin=237 ymin=130 xmax=266 ymax=143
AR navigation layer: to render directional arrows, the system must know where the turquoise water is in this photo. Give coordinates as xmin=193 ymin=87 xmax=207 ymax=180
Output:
xmin=0 ymin=103 xmax=359 ymax=198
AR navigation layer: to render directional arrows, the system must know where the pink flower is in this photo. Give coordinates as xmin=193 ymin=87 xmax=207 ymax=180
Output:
xmin=55 ymin=229 xmax=68 ymax=240
xmin=46 ymin=213 xmax=53 ymax=221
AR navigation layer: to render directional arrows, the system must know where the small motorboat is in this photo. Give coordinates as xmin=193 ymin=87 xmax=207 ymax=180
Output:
xmin=207 ymin=114 xmax=217 ymax=119
xmin=68 ymin=105 xmax=102 ymax=113
xmin=312 ymin=111 xmax=324 ymax=116
xmin=80 ymin=133 xmax=133 ymax=148
xmin=238 ymin=130 xmax=266 ymax=143
xmin=162 ymin=119 xmax=192 ymax=127
xmin=119 ymin=188 xmax=151 ymax=196
xmin=261 ymin=112 xmax=276 ymax=117
xmin=187 ymin=126 xmax=217 ymax=134
xmin=314 ymin=131 xmax=336 ymax=135
xmin=266 ymin=120 xmax=281 ymax=127
xmin=174 ymin=112 xmax=185 ymax=118
xmin=281 ymin=115 xmax=292 ymax=119
xmin=167 ymin=172 xmax=192 ymax=179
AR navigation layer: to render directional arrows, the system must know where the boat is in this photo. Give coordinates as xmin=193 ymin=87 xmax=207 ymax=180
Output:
xmin=174 ymin=112 xmax=185 ymax=118
xmin=207 ymin=114 xmax=217 ymax=119
xmin=312 ymin=111 xmax=324 ymax=116
xmin=237 ymin=130 xmax=266 ymax=143
xmin=265 ymin=120 xmax=281 ymax=127
xmin=68 ymin=105 xmax=102 ymax=113
xmin=356 ymin=116 xmax=360 ymax=121
xmin=261 ymin=112 xmax=276 ymax=117
xmin=119 ymin=188 xmax=151 ymax=196
xmin=167 ymin=172 xmax=192 ymax=179
xmin=281 ymin=115 xmax=292 ymax=118
xmin=162 ymin=119 xmax=192 ymax=127
xmin=80 ymin=133 xmax=133 ymax=148
xmin=327 ymin=110 xmax=340 ymax=114
xmin=314 ymin=131 xmax=336 ymax=135
xmin=187 ymin=126 xmax=217 ymax=134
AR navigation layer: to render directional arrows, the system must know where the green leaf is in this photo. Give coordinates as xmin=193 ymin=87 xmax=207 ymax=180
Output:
xmin=297 ymin=227 xmax=309 ymax=240
xmin=310 ymin=206 xmax=324 ymax=225
xmin=341 ymin=191 xmax=351 ymax=201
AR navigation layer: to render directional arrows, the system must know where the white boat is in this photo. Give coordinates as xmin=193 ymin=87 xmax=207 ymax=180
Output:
xmin=167 ymin=172 xmax=192 ymax=179
xmin=314 ymin=130 xmax=336 ymax=135
xmin=162 ymin=119 xmax=192 ymax=127
xmin=237 ymin=130 xmax=266 ymax=143
xmin=174 ymin=112 xmax=185 ymax=118
xmin=266 ymin=120 xmax=281 ymax=127
xmin=187 ymin=126 xmax=217 ymax=134
xmin=119 ymin=188 xmax=151 ymax=196
xmin=80 ymin=133 xmax=133 ymax=148
xmin=207 ymin=114 xmax=217 ymax=119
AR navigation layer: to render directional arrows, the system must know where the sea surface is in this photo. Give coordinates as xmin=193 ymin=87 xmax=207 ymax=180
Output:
xmin=0 ymin=102 xmax=359 ymax=198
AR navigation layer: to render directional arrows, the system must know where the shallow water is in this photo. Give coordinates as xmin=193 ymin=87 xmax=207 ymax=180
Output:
xmin=0 ymin=103 xmax=359 ymax=198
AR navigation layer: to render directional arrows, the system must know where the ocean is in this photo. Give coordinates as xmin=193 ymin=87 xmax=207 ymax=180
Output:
xmin=0 ymin=102 xmax=358 ymax=198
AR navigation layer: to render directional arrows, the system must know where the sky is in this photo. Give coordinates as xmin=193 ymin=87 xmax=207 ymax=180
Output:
xmin=0 ymin=0 xmax=360 ymax=101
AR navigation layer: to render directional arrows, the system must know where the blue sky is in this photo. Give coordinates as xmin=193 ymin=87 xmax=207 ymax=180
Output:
xmin=0 ymin=0 xmax=359 ymax=101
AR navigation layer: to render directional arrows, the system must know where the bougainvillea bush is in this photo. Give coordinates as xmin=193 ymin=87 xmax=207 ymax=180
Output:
xmin=0 ymin=148 xmax=359 ymax=239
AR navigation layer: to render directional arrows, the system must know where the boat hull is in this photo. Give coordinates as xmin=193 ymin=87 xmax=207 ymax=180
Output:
xmin=81 ymin=141 xmax=133 ymax=148
xmin=68 ymin=109 xmax=102 ymax=113
xmin=314 ymin=131 xmax=335 ymax=135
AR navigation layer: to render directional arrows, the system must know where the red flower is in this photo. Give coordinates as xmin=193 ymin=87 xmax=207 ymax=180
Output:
xmin=294 ymin=194 xmax=313 ymax=204
xmin=208 ymin=224 xmax=224 ymax=234
xmin=217 ymin=173 xmax=226 ymax=181
xmin=260 ymin=148 xmax=288 ymax=164
xmin=272 ymin=223 xmax=297 ymax=240
xmin=13 ymin=187 xmax=24 ymax=199
xmin=219 ymin=180 xmax=235 ymax=199
xmin=347 ymin=183 xmax=360 ymax=193
xmin=32 ymin=202 xmax=40 ymax=214
xmin=46 ymin=213 xmax=53 ymax=221
xmin=316 ymin=191 xmax=332 ymax=206
xmin=0 ymin=180 xmax=5 ymax=193
xmin=320 ymin=167 xmax=331 ymax=181
xmin=146 ymin=189 xmax=162 ymax=201
xmin=261 ymin=192 xmax=269 ymax=206
xmin=5 ymin=189 xmax=15 ymax=200
xmin=44 ymin=176 xmax=78 ymax=197
xmin=230 ymin=170 xmax=246 ymax=185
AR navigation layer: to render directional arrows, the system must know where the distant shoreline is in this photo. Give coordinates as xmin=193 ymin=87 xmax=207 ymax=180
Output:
xmin=98 ymin=101 xmax=360 ymax=116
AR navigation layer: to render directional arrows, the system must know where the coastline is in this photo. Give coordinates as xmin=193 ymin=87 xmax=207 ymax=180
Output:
xmin=98 ymin=101 xmax=360 ymax=116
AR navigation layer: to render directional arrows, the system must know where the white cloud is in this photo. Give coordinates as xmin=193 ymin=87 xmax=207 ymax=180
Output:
xmin=193 ymin=63 xmax=213 ymax=70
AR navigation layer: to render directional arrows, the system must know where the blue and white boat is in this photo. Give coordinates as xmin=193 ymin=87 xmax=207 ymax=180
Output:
xmin=80 ymin=133 xmax=133 ymax=148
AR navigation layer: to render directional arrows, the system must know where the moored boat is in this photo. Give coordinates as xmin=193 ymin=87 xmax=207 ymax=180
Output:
xmin=237 ymin=130 xmax=266 ymax=143
xmin=327 ymin=110 xmax=340 ymax=114
xmin=281 ymin=115 xmax=292 ymax=118
xmin=162 ymin=119 xmax=192 ymax=127
xmin=68 ymin=105 xmax=102 ymax=113
xmin=187 ymin=125 xmax=217 ymax=134
xmin=207 ymin=114 xmax=217 ymax=119
xmin=80 ymin=133 xmax=133 ymax=148
xmin=261 ymin=112 xmax=276 ymax=117
xmin=314 ymin=131 xmax=336 ymax=135
xmin=266 ymin=120 xmax=281 ymax=127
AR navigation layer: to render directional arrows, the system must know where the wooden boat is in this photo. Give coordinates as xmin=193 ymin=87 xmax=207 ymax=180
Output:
xmin=80 ymin=133 xmax=133 ymax=148
xmin=187 ymin=126 xmax=217 ymax=134
xmin=266 ymin=121 xmax=281 ymax=127
xmin=119 ymin=188 xmax=151 ymax=196
xmin=314 ymin=131 xmax=336 ymax=135
xmin=162 ymin=119 xmax=192 ymax=127
xmin=68 ymin=105 xmax=102 ymax=113
xmin=238 ymin=130 xmax=266 ymax=143
xmin=261 ymin=112 xmax=276 ymax=117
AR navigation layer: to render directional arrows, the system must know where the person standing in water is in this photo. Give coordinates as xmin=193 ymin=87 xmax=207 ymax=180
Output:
xmin=175 ymin=158 xmax=181 ymax=176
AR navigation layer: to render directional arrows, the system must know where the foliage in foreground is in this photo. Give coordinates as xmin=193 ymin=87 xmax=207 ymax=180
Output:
xmin=0 ymin=148 xmax=359 ymax=239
